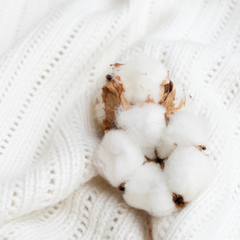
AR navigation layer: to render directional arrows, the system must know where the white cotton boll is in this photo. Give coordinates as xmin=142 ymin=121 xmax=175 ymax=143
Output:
xmin=95 ymin=130 xmax=145 ymax=187
xmin=94 ymin=54 xmax=168 ymax=126
xmin=156 ymin=110 xmax=208 ymax=159
xmin=123 ymin=162 xmax=176 ymax=217
xmin=114 ymin=54 xmax=168 ymax=104
xmin=156 ymin=135 xmax=175 ymax=160
xmin=115 ymin=103 xmax=166 ymax=159
xmin=164 ymin=145 xmax=216 ymax=202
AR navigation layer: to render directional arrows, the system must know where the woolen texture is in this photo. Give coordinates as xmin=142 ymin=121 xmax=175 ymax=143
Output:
xmin=0 ymin=0 xmax=239 ymax=239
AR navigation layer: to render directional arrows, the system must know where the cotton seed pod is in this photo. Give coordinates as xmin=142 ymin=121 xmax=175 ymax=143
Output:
xmin=95 ymin=129 xmax=145 ymax=187
xmin=123 ymin=162 xmax=177 ymax=217
xmin=156 ymin=110 xmax=208 ymax=159
xmin=164 ymin=145 xmax=216 ymax=202
xmin=95 ymin=54 xmax=169 ymax=127
xmin=94 ymin=73 xmax=131 ymax=130
xmin=111 ymin=54 xmax=168 ymax=104
xmin=115 ymin=103 xmax=166 ymax=159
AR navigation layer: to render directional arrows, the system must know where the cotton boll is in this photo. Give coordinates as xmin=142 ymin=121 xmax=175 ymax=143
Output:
xmin=115 ymin=103 xmax=166 ymax=159
xmin=164 ymin=145 xmax=216 ymax=202
xmin=156 ymin=111 xmax=208 ymax=159
xmin=123 ymin=162 xmax=176 ymax=217
xmin=156 ymin=135 xmax=175 ymax=159
xmin=95 ymin=130 xmax=145 ymax=187
xmin=95 ymin=54 xmax=168 ymax=126
xmin=113 ymin=54 xmax=168 ymax=104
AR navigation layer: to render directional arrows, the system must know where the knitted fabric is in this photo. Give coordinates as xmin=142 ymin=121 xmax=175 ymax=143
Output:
xmin=0 ymin=0 xmax=239 ymax=239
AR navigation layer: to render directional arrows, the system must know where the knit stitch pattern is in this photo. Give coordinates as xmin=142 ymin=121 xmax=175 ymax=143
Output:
xmin=0 ymin=0 xmax=239 ymax=239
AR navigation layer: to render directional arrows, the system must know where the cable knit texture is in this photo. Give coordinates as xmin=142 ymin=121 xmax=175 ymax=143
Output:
xmin=0 ymin=0 xmax=239 ymax=239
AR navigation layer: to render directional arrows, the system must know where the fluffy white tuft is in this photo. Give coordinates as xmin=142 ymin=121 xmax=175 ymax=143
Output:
xmin=156 ymin=111 xmax=208 ymax=159
xmin=115 ymin=103 xmax=166 ymax=158
xmin=123 ymin=162 xmax=176 ymax=217
xmin=113 ymin=54 xmax=168 ymax=104
xmin=94 ymin=55 xmax=168 ymax=126
xmin=164 ymin=145 xmax=216 ymax=202
xmin=95 ymin=130 xmax=145 ymax=187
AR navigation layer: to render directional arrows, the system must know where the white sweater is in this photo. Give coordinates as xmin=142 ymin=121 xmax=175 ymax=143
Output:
xmin=0 ymin=0 xmax=239 ymax=239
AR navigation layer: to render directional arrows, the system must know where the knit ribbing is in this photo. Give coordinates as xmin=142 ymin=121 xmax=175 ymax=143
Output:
xmin=0 ymin=0 xmax=239 ymax=239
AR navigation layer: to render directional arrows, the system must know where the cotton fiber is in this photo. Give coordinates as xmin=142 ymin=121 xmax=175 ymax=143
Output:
xmin=95 ymin=55 xmax=168 ymax=126
xmin=164 ymin=145 xmax=216 ymax=202
xmin=95 ymin=129 xmax=145 ymax=187
xmin=94 ymin=55 xmax=216 ymax=217
xmin=112 ymin=54 xmax=168 ymax=104
xmin=123 ymin=162 xmax=176 ymax=217
xmin=115 ymin=103 xmax=166 ymax=158
xmin=157 ymin=110 xmax=208 ymax=159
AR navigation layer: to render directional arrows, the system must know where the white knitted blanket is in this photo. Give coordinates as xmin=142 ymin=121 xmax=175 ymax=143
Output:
xmin=0 ymin=0 xmax=239 ymax=239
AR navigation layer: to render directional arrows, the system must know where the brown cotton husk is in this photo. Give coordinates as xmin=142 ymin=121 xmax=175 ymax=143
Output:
xmin=102 ymin=77 xmax=131 ymax=132
xmin=156 ymin=157 xmax=165 ymax=170
xmin=143 ymin=157 xmax=158 ymax=165
xmin=197 ymin=145 xmax=207 ymax=150
xmin=95 ymin=97 xmax=99 ymax=105
xmin=118 ymin=182 xmax=126 ymax=192
xmin=148 ymin=227 xmax=153 ymax=240
xmin=159 ymin=77 xmax=184 ymax=124
xmin=159 ymin=77 xmax=172 ymax=104
xmin=110 ymin=63 xmax=124 ymax=68
xmin=172 ymin=193 xmax=187 ymax=209
xmin=144 ymin=154 xmax=164 ymax=170
xmin=144 ymin=95 xmax=155 ymax=104
xmin=140 ymin=95 xmax=155 ymax=106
